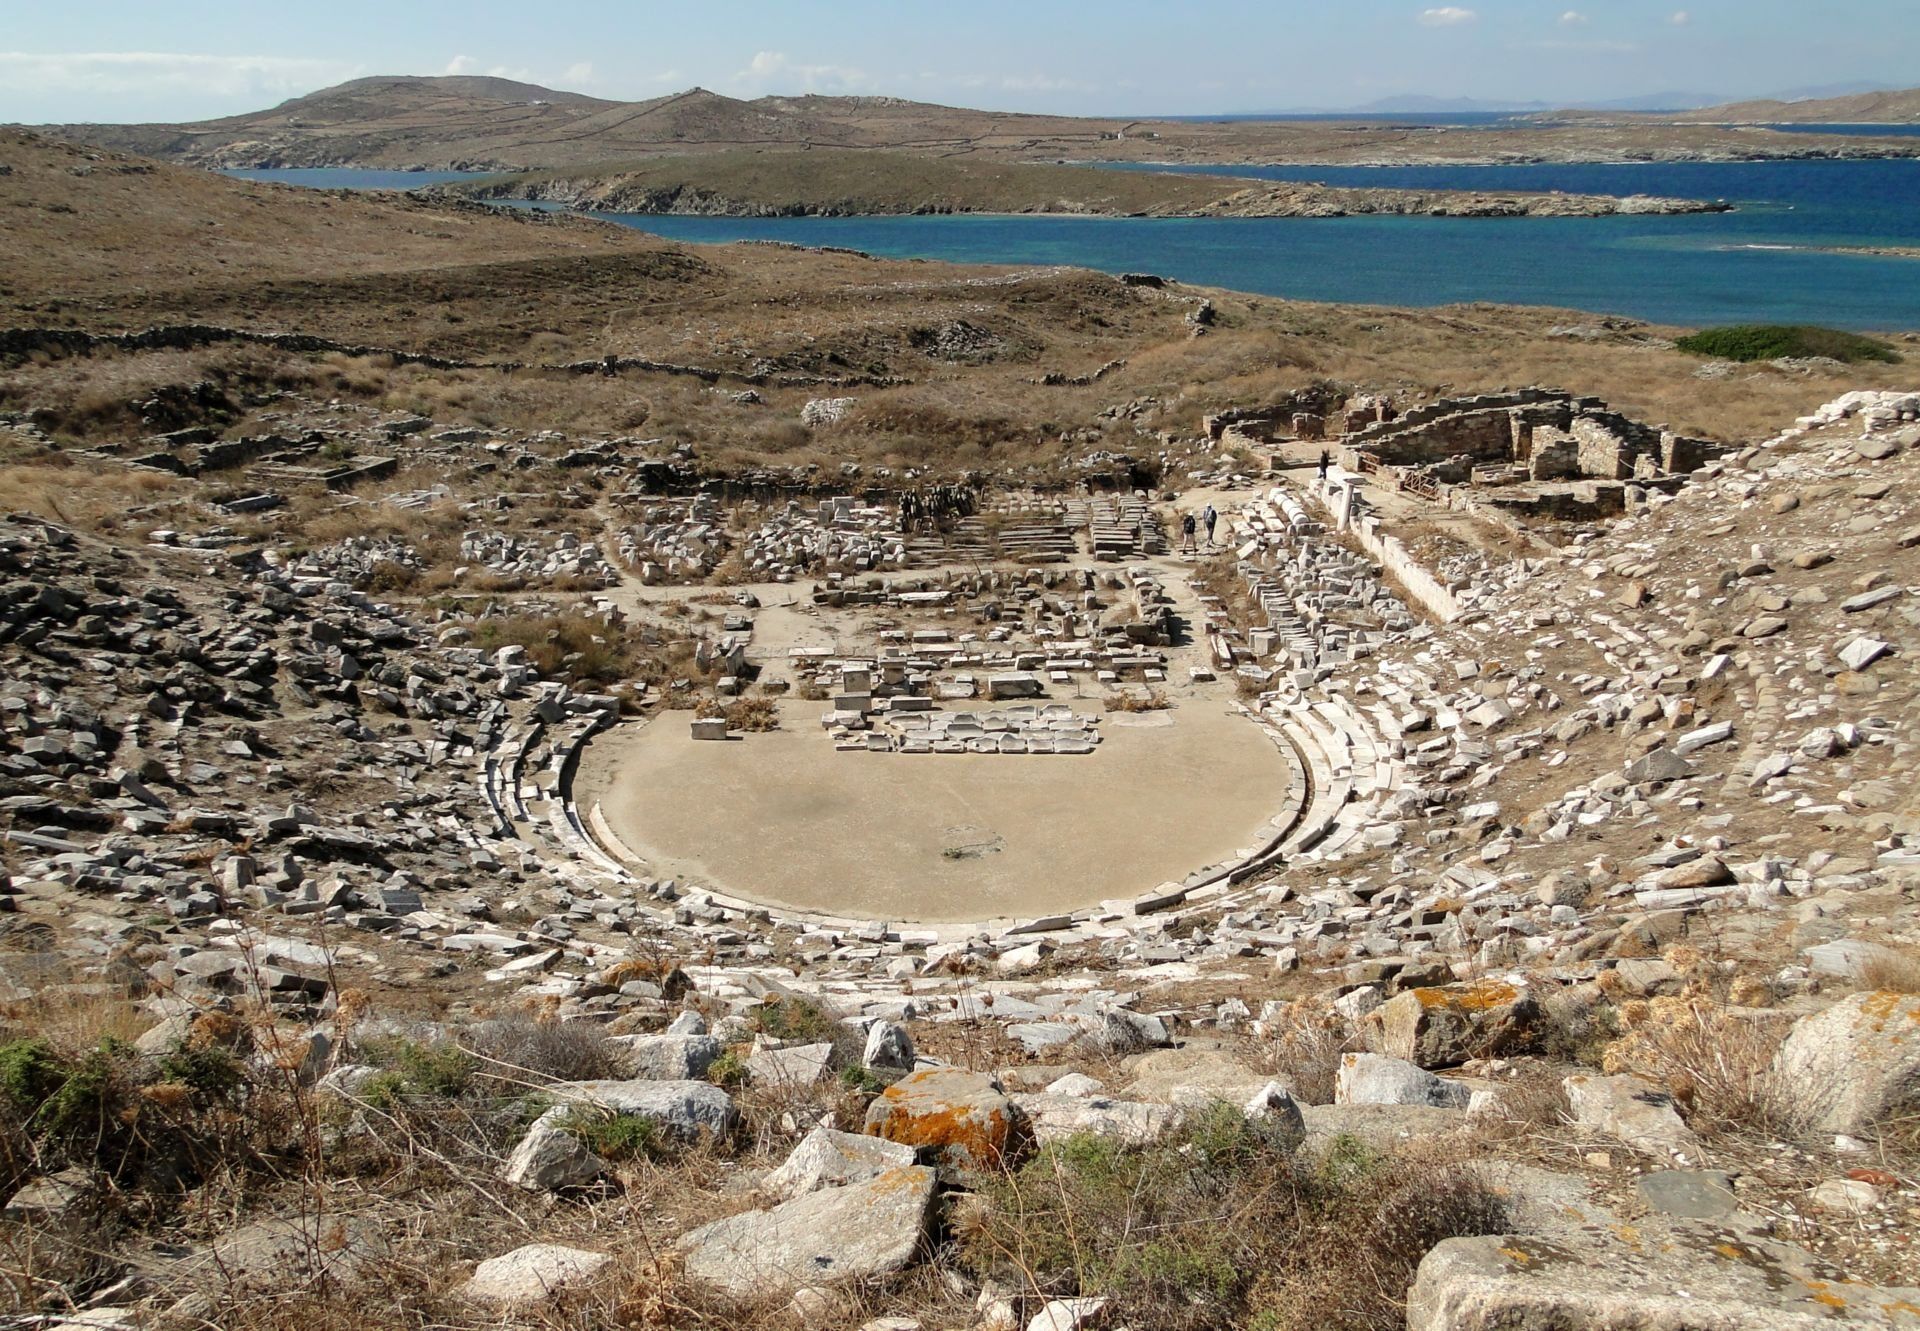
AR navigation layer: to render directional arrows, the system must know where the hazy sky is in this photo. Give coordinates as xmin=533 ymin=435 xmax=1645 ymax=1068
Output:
xmin=3 ymin=0 xmax=1914 ymax=123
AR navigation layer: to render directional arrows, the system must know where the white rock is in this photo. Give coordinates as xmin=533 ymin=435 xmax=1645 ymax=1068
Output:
xmin=460 ymin=1243 xmax=610 ymax=1310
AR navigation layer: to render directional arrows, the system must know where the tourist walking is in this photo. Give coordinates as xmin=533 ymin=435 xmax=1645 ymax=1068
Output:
xmin=1317 ymin=449 xmax=1331 ymax=481
xmin=1180 ymin=510 xmax=1198 ymax=554
xmin=1201 ymin=502 xmax=1218 ymax=547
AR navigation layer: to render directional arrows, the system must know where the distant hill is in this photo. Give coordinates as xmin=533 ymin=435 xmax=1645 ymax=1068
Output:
xmin=26 ymin=75 xmax=1920 ymax=172
xmin=28 ymin=77 xmax=1128 ymax=171
xmin=1668 ymin=86 xmax=1920 ymax=124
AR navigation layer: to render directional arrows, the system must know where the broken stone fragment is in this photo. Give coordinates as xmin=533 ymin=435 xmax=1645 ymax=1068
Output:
xmin=863 ymin=1019 xmax=915 ymax=1071
xmin=1561 ymin=1072 xmax=1701 ymax=1159
xmin=1335 ymin=1053 xmax=1470 ymax=1109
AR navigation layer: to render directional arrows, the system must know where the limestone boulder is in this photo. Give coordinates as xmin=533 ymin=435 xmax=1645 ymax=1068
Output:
xmin=1409 ymin=1227 xmax=1920 ymax=1330
xmin=1363 ymin=981 xmax=1543 ymax=1069
xmin=460 ymin=1244 xmax=610 ymax=1311
xmin=765 ymin=1125 xmax=918 ymax=1201
xmin=864 ymin=1068 xmax=1031 ymax=1173
xmin=747 ymin=1039 xmax=834 ymax=1089
xmin=1562 ymin=1073 xmax=1701 ymax=1160
xmin=1335 ymin=1053 xmax=1471 ymax=1109
xmin=1773 ymin=991 xmax=1920 ymax=1136
xmin=1122 ymin=1046 xmax=1271 ymax=1108
xmin=676 ymin=1165 xmax=936 ymax=1297
xmin=1301 ymin=1102 xmax=1473 ymax=1150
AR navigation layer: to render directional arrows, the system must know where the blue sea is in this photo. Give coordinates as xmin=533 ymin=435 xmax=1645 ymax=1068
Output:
xmin=225 ymin=160 xmax=1920 ymax=330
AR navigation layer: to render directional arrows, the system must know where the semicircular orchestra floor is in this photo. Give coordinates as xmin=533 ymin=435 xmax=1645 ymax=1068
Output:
xmin=573 ymin=699 xmax=1297 ymax=924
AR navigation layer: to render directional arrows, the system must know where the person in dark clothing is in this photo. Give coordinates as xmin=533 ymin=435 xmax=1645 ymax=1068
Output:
xmin=1201 ymin=503 xmax=1218 ymax=547
xmin=1180 ymin=510 xmax=1198 ymax=554
xmin=1317 ymin=449 xmax=1332 ymax=481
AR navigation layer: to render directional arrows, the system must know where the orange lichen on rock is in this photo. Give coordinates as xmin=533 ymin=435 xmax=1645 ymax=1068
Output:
xmin=863 ymin=1067 xmax=1030 ymax=1172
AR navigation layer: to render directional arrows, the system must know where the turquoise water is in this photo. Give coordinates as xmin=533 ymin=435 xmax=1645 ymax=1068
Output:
xmin=226 ymin=162 xmax=1920 ymax=329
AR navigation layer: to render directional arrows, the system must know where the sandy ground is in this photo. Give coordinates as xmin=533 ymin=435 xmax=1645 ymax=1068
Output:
xmin=575 ymin=694 xmax=1295 ymax=922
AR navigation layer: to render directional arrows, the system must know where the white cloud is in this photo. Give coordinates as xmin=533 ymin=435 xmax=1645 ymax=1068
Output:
xmin=1669 ymin=9 xmax=1691 ymax=23
xmin=0 ymin=51 xmax=357 ymax=102
xmin=1560 ymin=10 xmax=1589 ymax=24
xmin=733 ymin=50 xmax=872 ymax=94
xmin=937 ymin=71 xmax=1098 ymax=95
xmin=441 ymin=53 xmax=533 ymax=81
xmin=1418 ymin=7 xmax=1478 ymax=25
xmin=562 ymin=61 xmax=595 ymax=88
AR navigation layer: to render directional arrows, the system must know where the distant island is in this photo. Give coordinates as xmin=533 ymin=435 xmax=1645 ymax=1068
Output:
xmin=457 ymin=148 xmax=1732 ymax=220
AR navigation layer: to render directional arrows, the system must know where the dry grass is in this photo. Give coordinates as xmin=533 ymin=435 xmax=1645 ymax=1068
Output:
xmin=1860 ymin=945 xmax=1920 ymax=996
xmin=470 ymin=612 xmax=637 ymax=690
xmin=0 ymin=461 xmax=186 ymax=536
xmin=1254 ymin=999 xmax=1355 ymax=1106
xmin=1600 ymin=995 xmax=1801 ymax=1140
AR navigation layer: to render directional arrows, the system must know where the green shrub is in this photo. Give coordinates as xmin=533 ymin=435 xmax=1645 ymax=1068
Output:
xmin=557 ymin=1108 xmax=662 ymax=1162
xmin=154 ymin=1045 xmax=245 ymax=1102
xmin=356 ymin=1038 xmax=478 ymax=1107
xmin=838 ymin=1064 xmax=885 ymax=1094
xmin=1675 ymin=324 xmax=1897 ymax=364
xmin=0 ymin=1038 xmax=69 ymax=1113
xmin=751 ymin=997 xmax=838 ymax=1044
xmin=707 ymin=1048 xmax=748 ymax=1089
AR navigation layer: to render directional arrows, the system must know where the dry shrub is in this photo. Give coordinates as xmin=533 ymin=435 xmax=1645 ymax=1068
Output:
xmin=1860 ymin=945 xmax=1920 ymax=996
xmin=1600 ymin=996 xmax=1800 ymax=1140
xmin=722 ymin=697 xmax=779 ymax=732
xmin=463 ymin=1013 xmax=627 ymax=1085
xmin=1256 ymin=999 xmax=1354 ymax=1105
xmin=1102 ymin=688 xmax=1170 ymax=714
